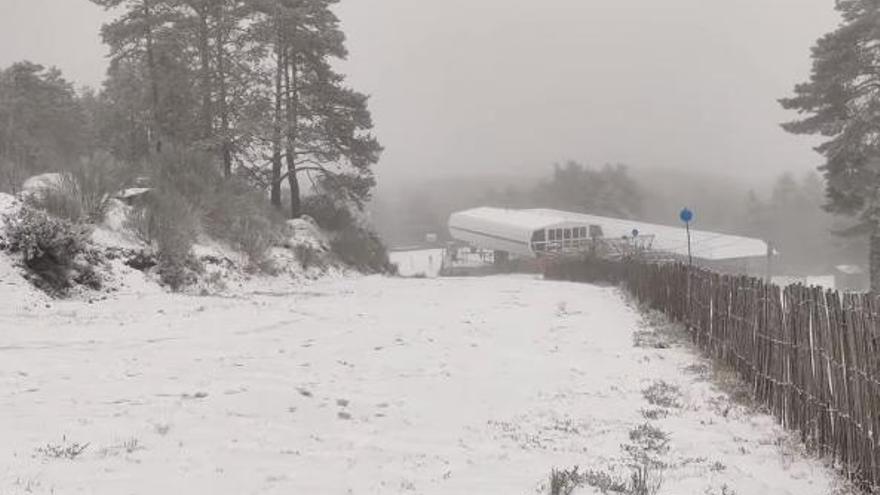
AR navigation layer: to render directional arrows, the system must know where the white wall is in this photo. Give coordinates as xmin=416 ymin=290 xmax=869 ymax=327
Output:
xmin=389 ymin=249 xmax=446 ymax=278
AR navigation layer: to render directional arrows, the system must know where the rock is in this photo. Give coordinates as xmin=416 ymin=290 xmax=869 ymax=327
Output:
xmin=284 ymin=216 xmax=330 ymax=252
xmin=21 ymin=173 xmax=68 ymax=200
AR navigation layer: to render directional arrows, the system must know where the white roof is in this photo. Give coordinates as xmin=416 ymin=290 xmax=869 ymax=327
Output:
xmin=526 ymin=208 xmax=768 ymax=261
xmin=448 ymin=207 xmax=584 ymax=256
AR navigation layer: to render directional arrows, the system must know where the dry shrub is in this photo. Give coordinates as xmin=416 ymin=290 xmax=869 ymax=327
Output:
xmin=24 ymin=153 xmax=128 ymax=224
xmin=24 ymin=173 xmax=83 ymax=222
xmin=69 ymin=152 xmax=128 ymax=223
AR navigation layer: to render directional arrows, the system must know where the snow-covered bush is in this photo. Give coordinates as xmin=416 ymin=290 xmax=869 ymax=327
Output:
xmin=202 ymin=178 xmax=283 ymax=272
xmin=300 ymin=194 xmax=394 ymax=274
xmin=301 ymin=194 xmax=355 ymax=231
xmin=126 ymin=189 xmax=201 ymax=290
xmin=1 ymin=205 xmax=97 ymax=294
xmin=141 ymin=148 xmax=283 ymax=274
xmin=330 ymin=224 xmax=395 ymax=274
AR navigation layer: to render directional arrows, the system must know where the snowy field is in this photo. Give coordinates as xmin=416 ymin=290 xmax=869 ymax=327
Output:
xmin=0 ymin=275 xmax=852 ymax=494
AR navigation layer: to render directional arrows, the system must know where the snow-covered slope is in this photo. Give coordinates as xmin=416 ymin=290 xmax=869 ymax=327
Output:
xmin=0 ymin=193 xmax=51 ymax=310
xmin=0 ymin=194 xmax=346 ymax=300
xmin=0 ymin=275 xmax=852 ymax=494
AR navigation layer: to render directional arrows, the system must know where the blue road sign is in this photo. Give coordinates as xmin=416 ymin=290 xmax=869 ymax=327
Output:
xmin=679 ymin=208 xmax=693 ymax=223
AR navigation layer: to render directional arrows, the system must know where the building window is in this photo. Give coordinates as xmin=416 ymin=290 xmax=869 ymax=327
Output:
xmin=548 ymin=229 xmax=556 ymax=241
xmin=564 ymin=229 xmax=571 ymax=239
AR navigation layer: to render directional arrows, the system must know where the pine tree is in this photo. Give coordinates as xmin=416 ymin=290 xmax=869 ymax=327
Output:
xmin=0 ymin=62 xmax=87 ymax=189
xmin=780 ymin=0 xmax=880 ymax=290
xmin=93 ymin=0 xmax=382 ymax=218
xmin=250 ymin=0 xmax=382 ymax=218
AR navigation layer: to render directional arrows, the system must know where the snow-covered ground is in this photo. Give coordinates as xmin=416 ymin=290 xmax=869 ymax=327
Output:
xmin=0 ymin=275 xmax=852 ymax=494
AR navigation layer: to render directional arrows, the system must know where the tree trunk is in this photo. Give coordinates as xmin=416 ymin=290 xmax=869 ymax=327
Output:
xmin=197 ymin=6 xmax=212 ymax=141
xmin=871 ymin=225 xmax=880 ymax=292
xmin=198 ymin=7 xmax=214 ymax=145
xmin=143 ymin=0 xmax=161 ymax=154
xmin=215 ymin=2 xmax=232 ymax=177
xmin=287 ymin=163 xmax=301 ymax=219
xmin=270 ymin=20 xmax=284 ymax=208
xmin=284 ymin=45 xmax=301 ymax=218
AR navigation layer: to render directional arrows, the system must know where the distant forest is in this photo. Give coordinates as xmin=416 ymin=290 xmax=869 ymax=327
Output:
xmin=372 ymin=162 xmax=863 ymax=275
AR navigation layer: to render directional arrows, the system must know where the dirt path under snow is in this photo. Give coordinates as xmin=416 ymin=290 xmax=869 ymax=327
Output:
xmin=0 ymin=275 xmax=851 ymax=494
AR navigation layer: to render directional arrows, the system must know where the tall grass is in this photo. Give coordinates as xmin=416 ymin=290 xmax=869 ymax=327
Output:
xmin=24 ymin=152 xmax=127 ymax=224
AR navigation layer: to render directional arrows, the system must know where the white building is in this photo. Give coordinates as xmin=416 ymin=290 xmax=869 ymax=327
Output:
xmin=448 ymin=207 xmax=771 ymax=270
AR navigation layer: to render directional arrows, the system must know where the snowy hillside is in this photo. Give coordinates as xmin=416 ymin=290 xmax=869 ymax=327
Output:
xmin=0 ymin=191 xmax=347 ymax=301
xmin=0 ymin=275 xmax=852 ymax=494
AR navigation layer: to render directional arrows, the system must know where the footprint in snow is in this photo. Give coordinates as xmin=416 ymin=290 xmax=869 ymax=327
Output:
xmin=182 ymin=391 xmax=208 ymax=400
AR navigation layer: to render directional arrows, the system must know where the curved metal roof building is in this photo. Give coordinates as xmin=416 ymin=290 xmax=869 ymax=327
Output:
xmin=448 ymin=207 xmax=770 ymax=261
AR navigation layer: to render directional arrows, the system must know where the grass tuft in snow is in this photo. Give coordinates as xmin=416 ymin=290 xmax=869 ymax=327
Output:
xmin=547 ymin=463 xmax=663 ymax=495
xmin=35 ymin=437 xmax=90 ymax=460
xmin=625 ymin=423 xmax=670 ymax=459
xmin=97 ymin=437 xmax=144 ymax=458
xmin=621 ymin=424 xmax=667 ymax=495
xmin=640 ymin=408 xmax=669 ymax=420
xmin=628 ymin=462 xmax=663 ymax=495
xmin=548 ymin=466 xmax=585 ymax=495
xmin=546 ymin=424 xmax=669 ymax=495
xmin=641 ymin=380 xmax=682 ymax=409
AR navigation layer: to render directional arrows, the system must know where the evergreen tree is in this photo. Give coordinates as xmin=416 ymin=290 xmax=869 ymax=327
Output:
xmin=0 ymin=62 xmax=88 ymax=191
xmin=91 ymin=0 xmax=382 ymax=219
xmin=531 ymin=162 xmax=643 ymax=218
xmin=780 ymin=0 xmax=880 ymax=289
xmin=250 ymin=0 xmax=382 ymax=218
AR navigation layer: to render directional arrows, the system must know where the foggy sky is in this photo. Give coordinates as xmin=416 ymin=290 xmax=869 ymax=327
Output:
xmin=0 ymin=0 xmax=840 ymax=185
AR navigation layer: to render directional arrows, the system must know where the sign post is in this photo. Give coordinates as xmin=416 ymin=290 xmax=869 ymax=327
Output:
xmin=679 ymin=208 xmax=694 ymax=266
xmin=680 ymin=207 xmax=694 ymax=326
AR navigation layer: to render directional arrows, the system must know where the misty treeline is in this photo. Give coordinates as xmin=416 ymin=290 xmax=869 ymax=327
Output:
xmin=0 ymin=0 xmax=389 ymax=286
xmin=374 ymin=163 xmax=862 ymax=275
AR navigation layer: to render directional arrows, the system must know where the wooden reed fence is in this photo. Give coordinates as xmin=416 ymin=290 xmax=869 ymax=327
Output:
xmin=545 ymin=258 xmax=880 ymax=489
